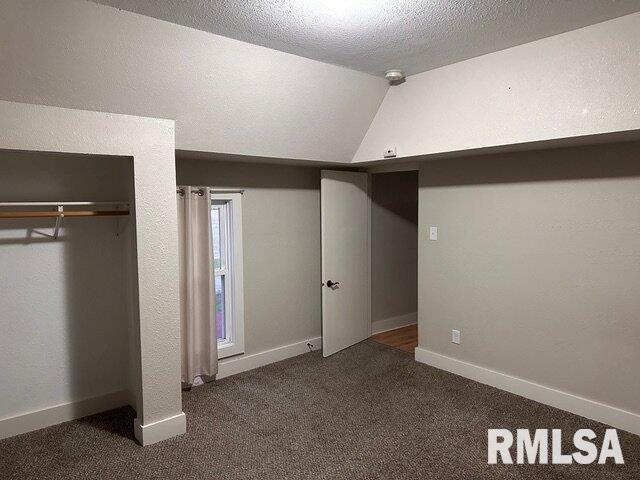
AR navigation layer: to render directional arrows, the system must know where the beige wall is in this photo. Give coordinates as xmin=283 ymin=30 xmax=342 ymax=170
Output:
xmin=176 ymin=158 xmax=322 ymax=356
xmin=418 ymin=141 xmax=640 ymax=415
xmin=0 ymin=101 xmax=186 ymax=445
xmin=0 ymin=152 xmax=131 ymax=422
xmin=0 ymin=101 xmax=182 ymax=444
xmin=371 ymin=171 xmax=418 ymax=323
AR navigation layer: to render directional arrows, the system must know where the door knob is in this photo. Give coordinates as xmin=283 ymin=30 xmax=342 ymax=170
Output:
xmin=326 ymin=280 xmax=340 ymax=288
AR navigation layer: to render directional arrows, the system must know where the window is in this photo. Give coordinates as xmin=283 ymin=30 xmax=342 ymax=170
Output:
xmin=211 ymin=191 xmax=244 ymax=359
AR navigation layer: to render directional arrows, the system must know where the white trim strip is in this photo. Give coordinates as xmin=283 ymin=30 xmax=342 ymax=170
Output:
xmin=210 ymin=188 xmax=244 ymax=194
xmin=372 ymin=312 xmax=417 ymax=335
xmin=415 ymin=347 xmax=640 ymax=436
xmin=134 ymin=412 xmax=186 ymax=446
xmin=216 ymin=336 xmax=321 ymax=380
xmin=0 ymin=390 xmax=129 ymax=440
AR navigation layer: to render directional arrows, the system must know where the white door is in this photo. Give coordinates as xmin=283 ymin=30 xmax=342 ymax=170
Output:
xmin=321 ymin=170 xmax=370 ymax=357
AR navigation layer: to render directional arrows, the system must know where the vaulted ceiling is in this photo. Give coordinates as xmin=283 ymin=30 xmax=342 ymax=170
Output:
xmin=92 ymin=0 xmax=640 ymax=76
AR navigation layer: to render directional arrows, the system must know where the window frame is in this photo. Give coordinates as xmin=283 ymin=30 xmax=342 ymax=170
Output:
xmin=211 ymin=191 xmax=245 ymax=359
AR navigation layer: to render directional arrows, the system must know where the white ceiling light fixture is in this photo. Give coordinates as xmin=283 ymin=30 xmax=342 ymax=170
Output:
xmin=384 ymin=69 xmax=405 ymax=86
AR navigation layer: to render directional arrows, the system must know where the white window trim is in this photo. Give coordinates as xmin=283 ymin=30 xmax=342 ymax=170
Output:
xmin=212 ymin=191 xmax=245 ymax=359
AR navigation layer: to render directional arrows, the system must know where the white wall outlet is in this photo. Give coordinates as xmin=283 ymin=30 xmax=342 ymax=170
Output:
xmin=429 ymin=226 xmax=438 ymax=241
xmin=452 ymin=329 xmax=461 ymax=345
xmin=383 ymin=147 xmax=397 ymax=158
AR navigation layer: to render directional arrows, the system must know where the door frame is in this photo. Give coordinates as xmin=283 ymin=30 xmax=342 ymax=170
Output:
xmin=367 ymin=165 xmax=420 ymax=349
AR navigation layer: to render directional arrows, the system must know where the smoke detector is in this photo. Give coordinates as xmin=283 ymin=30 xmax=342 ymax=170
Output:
xmin=384 ymin=69 xmax=405 ymax=85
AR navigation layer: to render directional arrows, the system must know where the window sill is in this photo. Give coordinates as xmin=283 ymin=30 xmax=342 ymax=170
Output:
xmin=217 ymin=342 xmax=244 ymax=360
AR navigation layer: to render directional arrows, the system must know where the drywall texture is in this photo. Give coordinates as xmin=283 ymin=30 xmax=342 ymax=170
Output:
xmin=0 ymin=0 xmax=388 ymax=163
xmin=354 ymin=12 xmax=640 ymax=162
xmin=92 ymin=0 xmax=640 ymax=76
xmin=371 ymin=171 xmax=418 ymax=323
xmin=0 ymin=152 xmax=131 ymax=421
xmin=176 ymin=157 xmax=322 ymax=356
xmin=418 ymin=141 xmax=640 ymax=416
xmin=0 ymin=100 xmax=181 ymax=442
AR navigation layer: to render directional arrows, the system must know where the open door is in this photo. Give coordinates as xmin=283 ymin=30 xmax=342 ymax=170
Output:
xmin=321 ymin=170 xmax=370 ymax=357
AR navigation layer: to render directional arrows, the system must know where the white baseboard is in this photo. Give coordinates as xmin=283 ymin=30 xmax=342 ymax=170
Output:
xmin=216 ymin=336 xmax=322 ymax=380
xmin=415 ymin=347 xmax=640 ymax=437
xmin=372 ymin=312 xmax=417 ymax=335
xmin=134 ymin=411 xmax=186 ymax=446
xmin=0 ymin=389 xmax=129 ymax=440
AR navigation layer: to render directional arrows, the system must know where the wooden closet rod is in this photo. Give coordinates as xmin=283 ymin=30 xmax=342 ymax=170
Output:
xmin=0 ymin=201 xmax=128 ymax=207
xmin=0 ymin=210 xmax=129 ymax=219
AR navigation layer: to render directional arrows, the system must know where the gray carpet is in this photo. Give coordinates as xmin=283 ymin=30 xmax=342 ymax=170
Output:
xmin=1 ymin=340 xmax=638 ymax=479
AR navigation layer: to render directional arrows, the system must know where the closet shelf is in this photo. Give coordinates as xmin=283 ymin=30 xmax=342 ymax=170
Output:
xmin=0 ymin=201 xmax=130 ymax=239
xmin=0 ymin=210 xmax=129 ymax=218
xmin=0 ymin=201 xmax=128 ymax=206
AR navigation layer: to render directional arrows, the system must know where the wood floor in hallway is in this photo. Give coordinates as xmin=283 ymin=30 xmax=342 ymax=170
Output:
xmin=370 ymin=324 xmax=418 ymax=354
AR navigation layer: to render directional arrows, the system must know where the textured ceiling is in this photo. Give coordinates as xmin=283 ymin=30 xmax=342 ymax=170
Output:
xmin=90 ymin=0 xmax=640 ymax=76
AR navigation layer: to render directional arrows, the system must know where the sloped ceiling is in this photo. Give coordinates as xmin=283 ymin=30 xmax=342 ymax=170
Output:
xmin=0 ymin=0 xmax=388 ymax=163
xmin=91 ymin=0 xmax=640 ymax=76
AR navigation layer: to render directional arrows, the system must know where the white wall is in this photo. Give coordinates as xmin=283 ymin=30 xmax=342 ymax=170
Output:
xmin=0 ymin=152 xmax=132 ymax=422
xmin=417 ymin=141 xmax=640 ymax=422
xmin=176 ymin=157 xmax=322 ymax=357
xmin=0 ymin=0 xmax=388 ymax=163
xmin=354 ymin=12 xmax=640 ymax=163
xmin=371 ymin=172 xmax=418 ymax=326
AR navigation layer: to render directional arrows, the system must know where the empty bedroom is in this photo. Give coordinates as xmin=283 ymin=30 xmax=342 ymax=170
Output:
xmin=1 ymin=1 xmax=639 ymax=479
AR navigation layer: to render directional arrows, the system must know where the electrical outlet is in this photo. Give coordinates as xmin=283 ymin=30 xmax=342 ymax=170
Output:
xmin=383 ymin=147 xmax=397 ymax=158
xmin=452 ymin=329 xmax=461 ymax=345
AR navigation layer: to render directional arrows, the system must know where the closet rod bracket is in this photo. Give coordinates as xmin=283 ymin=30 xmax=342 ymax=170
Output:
xmin=35 ymin=205 xmax=64 ymax=239
xmin=0 ymin=201 xmax=130 ymax=240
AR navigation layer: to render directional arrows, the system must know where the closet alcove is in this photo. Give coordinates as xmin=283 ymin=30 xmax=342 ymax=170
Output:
xmin=0 ymin=150 xmax=137 ymax=428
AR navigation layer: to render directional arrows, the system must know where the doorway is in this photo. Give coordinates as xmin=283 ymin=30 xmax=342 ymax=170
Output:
xmin=321 ymin=169 xmax=419 ymax=357
xmin=368 ymin=170 xmax=419 ymax=354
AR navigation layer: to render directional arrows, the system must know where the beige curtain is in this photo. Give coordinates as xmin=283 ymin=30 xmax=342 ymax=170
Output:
xmin=177 ymin=186 xmax=218 ymax=384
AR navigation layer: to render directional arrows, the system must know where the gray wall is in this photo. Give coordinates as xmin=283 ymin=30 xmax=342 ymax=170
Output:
xmin=371 ymin=171 xmax=418 ymax=323
xmin=418 ymin=141 xmax=640 ymax=415
xmin=0 ymin=151 xmax=132 ymax=420
xmin=176 ymin=158 xmax=322 ymax=356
